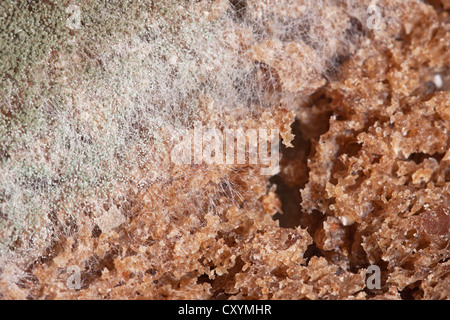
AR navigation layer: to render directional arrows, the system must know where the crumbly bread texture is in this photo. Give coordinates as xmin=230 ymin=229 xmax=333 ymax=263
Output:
xmin=0 ymin=0 xmax=449 ymax=299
